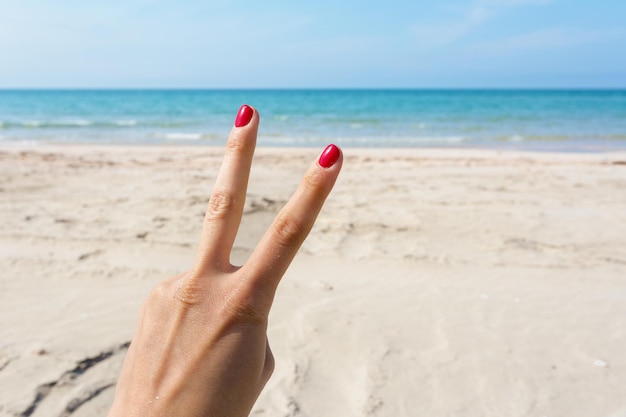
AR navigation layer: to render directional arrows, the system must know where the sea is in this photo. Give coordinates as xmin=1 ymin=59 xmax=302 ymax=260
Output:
xmin=1 ymin=89 xmax=625 ymax=151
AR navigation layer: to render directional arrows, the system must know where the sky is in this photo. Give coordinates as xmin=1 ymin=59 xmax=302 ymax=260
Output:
xmin=0 ymin=0 xmax=625 ymax=88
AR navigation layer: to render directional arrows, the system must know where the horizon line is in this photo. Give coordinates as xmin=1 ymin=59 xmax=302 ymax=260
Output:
xmin=1 ymin=86 xmax=626 ymax=91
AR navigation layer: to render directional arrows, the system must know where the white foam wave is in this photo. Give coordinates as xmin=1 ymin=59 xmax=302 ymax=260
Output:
xmin=165 ymin=133 xmax=203 ymax=141
xmin=444 ymin=136 xmax=465 ymax=143
xmin=20 ymin=120 xmax=94 ymax=128
xmin=0 ymin=139 xmax=41 ymax=147
xmin=64 ymin=120 xmax=92 ymax=127
xmin=116 ymin=119 xmax=137 ymax=126
xmin=23 ymin=121 xmax=43 ymax=127
xmin=260 ymin=135 xmax=468 ymax=147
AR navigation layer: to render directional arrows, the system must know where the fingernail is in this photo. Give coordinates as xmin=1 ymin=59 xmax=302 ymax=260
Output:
xmin=319 ymin=144 xmax=341 ymax=168
xmin=235 ymin=104 xmax=254 ymax=127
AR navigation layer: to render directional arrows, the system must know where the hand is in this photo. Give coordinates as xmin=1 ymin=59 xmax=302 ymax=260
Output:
xmin=107 ymin=105 xmax=342 ymax=417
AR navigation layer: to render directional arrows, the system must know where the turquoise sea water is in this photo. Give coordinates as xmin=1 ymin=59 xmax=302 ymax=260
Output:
xmin=1 ymin=90 xmax=625 ymax=151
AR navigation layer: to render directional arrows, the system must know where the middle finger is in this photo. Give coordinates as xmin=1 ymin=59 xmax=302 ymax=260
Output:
xmin=195 ymin=105 xmax=258 ymax=272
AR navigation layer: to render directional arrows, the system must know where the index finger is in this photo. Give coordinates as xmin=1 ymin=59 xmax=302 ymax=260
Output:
xmin=242 ymin=144 xmax=343 ymax=296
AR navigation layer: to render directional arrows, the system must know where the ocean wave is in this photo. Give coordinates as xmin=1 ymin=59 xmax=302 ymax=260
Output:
xmin=505 ymin=135 xmax=568 ymax=142
xmin=444 ymin=136 xmax=466 ymax=143
xmin=30 ymin=120 xmax=92 ymax=128
xmin=164 ymin=133 xmax=204 ymax=141
xmin=67 ymin=120 xmax=92 ymax=127
xmin=386 ymin=136 xmax=466 ymax=146
xmin=0 ymin=138 xmax=41 ymax=147
xmin=22 ymin=120 xmax=43 ymax=127
xmin=259 ymin=135 xmax=468 ymax=147
xmin=0 ymin=119 xmax=145 ymax=129
xmin=369 ymin=136 xmax=466 ymax=145
xmin=608 ymin=134 xmax=626 ymax=140
xmin=151 ymin=121 xmax=193 ymax=128
xmin=0 ymin=120 xmax=94 ymax=129
xmin=115 ymin=119 xmax=138 ymax=126
xmin=322 ymin=117 xmax=383 ymax=125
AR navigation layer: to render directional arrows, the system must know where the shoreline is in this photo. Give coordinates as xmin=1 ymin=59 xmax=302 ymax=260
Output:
xmin=3 ymin=141 xmax=626 ymax=156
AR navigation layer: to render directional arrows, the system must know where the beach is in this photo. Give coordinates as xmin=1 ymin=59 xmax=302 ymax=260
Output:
xmin=1 ymin=144 xmax=625 ymax=416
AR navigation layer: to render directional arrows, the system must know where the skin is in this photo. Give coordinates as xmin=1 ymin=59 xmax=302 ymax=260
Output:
xmin=107 ymin=106 xmax=343 ymax=417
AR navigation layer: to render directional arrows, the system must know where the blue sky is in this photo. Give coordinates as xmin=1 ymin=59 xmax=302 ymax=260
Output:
xmin=0 ymin=0 xmax=625 ymax=88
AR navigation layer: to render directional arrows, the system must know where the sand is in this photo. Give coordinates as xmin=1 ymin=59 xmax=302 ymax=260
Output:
xmin=1 ymin=145 xmax=625 ymax=417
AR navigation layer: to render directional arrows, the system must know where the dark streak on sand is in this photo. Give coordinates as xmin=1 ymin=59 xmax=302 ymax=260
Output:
xmin=59 ymin=382 xmax=116 ymax=417
xmin=19 ymin=341 xmax=130 ymax=417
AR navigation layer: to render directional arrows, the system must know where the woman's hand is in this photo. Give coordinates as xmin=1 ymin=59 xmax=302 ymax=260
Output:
xmin=107 ymin=105 xmax=342 ymax=417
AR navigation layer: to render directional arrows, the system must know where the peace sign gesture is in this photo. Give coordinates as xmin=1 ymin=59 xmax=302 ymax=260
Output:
xmin=108 ymin=105 xmax=342 ymax=417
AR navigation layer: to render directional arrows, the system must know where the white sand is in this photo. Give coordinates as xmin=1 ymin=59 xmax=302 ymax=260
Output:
xmin=1 ymin=145 xmax=625 ymax=417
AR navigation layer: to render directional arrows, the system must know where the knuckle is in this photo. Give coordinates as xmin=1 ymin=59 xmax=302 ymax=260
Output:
xmin=225 ymin=131 xmax=249 ymax=152
xmin=145 ymin=280 xmax=189 ymax=312
xmin=206 ymin=188 xmax=237 ymax=221
xmin=223 ymin=292 xmax=267 ymax=326
xmin=272 ymin=212 xmax=308 ymax=248
xmin=302 ymin=168 xmax=324 ymax=192
xmin=218 ymin=281 xmax=268 ymax=326
xmin=172 ymin=271 xmax=207 ymax=306
xmin=228 ymin=302 xmax=267 ymax=326
xmin=148 ymin=281 xmax=171 ymax=303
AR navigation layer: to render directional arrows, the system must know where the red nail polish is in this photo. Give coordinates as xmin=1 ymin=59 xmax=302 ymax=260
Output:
xmin=235 ymin=105 xmax=254 ymax=127
xmin=319 ymin=144 xmax=341 ymax=168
